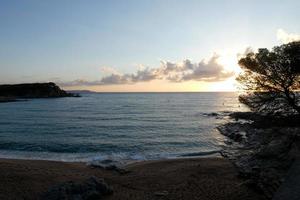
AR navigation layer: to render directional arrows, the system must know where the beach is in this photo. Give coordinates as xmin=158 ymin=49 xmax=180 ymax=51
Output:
xmin=0 ymin=157 xmax=265 ymax=200
xmin=1 ymin=0 xmax=299 ymax=199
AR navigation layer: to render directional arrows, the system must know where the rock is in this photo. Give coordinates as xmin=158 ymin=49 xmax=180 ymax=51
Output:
xmin=229 ymin=112 xmax=300 ymax=128
xmin=0 ymin=82 xmax=79 ymax=99
xmin=257 ymin=133 xmax=295 ymax=159
xmin=229 ymin=112 xmax=263 ymax=121
xmin=217 ymin=123 xmax=249 ymax=143
xmin=217 ymin=113 xmax=300 ymax=199
xmin=207 ymin=112 xmax=218 ymax=117
xmin=41 ymin=176 xmax=113 ymax=200
xmin=154 ymin=191 xmax=169 ymax=196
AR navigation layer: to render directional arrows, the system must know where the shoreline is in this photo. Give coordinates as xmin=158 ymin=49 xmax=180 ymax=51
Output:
xmin=0 ymin=157 xmax=266 ymax=200
xmin=0 ymin=149 xmax=222 ymax=165
xmin=217 ymin=112 xmax=300 ymax=198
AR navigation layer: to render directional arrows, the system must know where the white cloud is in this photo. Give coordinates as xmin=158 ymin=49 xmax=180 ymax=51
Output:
xmin=60 ymin=54 xmax=234 ymax=87
xmin=277 ymin=29 xmax=300 ymax=44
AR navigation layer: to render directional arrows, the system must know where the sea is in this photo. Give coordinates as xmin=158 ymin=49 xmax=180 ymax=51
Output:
xmin=0 ymin=92 xmax=248 ymax=164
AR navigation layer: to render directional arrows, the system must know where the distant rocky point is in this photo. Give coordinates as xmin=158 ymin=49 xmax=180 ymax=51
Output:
xmin=0 ymin=82 xmax=79 ymax=102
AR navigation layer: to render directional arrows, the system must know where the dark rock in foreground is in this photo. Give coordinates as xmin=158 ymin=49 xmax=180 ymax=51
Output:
xmin=0 ymin=82 xmax=79 ymax=99
xmin=218 ymin=112 xmax=300 ymax=199
xmin=41 ymin=176 xmax=113 ymax=200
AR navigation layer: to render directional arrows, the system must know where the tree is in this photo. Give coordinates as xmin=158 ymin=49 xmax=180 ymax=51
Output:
xmin=237 ymin=41 xmax=300 ymax=115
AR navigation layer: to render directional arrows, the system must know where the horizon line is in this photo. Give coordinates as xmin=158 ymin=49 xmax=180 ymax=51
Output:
xmin=67 ymin=91 xmax=238 ymax=93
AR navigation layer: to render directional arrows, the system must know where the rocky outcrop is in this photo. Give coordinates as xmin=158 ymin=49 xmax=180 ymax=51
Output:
xmin=0 ymin=82 xmax=79 ymax=99
xmin=218 ymin=112 xmax=300 ymax=199
xmin=41 ymin=176 xmax=113 ymax=200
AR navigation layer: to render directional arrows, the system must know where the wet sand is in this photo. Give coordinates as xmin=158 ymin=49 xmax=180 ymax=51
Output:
xmin=0 ymin=157 xmax=266 ymax=200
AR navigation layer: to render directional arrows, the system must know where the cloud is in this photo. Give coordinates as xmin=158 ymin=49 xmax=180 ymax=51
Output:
xmin=277 ymin=29 xmax=300 ymax=44
xmin=100 ymin=66 xmax=121 ymax=75
xmin=60 ymin=54 xmax=234 ymax=87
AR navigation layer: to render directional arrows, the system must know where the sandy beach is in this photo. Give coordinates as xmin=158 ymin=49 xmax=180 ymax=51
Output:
xmin=0 ymin=157 xmax=266 ymax=200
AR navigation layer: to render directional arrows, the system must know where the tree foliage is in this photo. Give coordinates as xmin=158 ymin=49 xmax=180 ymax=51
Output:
xmin=237 ymin=41 xmax=300 ymax=114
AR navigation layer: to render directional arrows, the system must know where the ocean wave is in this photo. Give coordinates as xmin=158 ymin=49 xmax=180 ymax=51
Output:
xmin=0 ymin=149 xmax=221 ymax=165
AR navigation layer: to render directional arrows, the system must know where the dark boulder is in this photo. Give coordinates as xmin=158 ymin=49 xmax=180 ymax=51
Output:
xmin=218 ymin=112 xmax=300 ymax=199
xmin=41 ymin=176 xmax=113 ymax=200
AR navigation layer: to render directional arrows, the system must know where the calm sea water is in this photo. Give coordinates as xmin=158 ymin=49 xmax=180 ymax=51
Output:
xmin=0 ymin=92 xmax=247 ymax=163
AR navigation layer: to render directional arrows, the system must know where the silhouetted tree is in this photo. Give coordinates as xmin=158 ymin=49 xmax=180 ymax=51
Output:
xmin=237 ymin=41 xmax=300 ymax=114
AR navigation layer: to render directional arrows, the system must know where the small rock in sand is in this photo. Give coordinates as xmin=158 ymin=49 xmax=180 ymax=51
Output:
xmin=154 ymin=191 xmax=169 ymax=196
xmin=41 ymin=176 xmax=113 ymax=200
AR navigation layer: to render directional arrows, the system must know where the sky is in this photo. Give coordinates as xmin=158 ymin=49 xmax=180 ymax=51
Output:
xmin=0 ymin=0 xmax=300 ymax=92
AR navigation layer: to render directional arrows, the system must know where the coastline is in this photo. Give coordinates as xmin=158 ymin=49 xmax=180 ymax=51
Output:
xmin=217 ymin=112 xmax=300 ymax=198
xmin=0 ymin=157 xmax=266 ymax=200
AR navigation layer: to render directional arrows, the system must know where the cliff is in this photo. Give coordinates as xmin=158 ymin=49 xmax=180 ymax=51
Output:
xmin=0 ymin=82 xmax=78 ymax=99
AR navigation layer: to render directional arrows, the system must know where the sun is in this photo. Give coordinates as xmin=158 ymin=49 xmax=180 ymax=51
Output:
xmin=216 ymin=49 xmax=243 ymax=75
xmin=209 ymin=50 xmax=244 ymax=92
xmin=218 ymin=56 xmax=242 ymax=75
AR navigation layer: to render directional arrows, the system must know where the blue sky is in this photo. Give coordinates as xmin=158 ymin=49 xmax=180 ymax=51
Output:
xmin=0 ymin=0 xmax=299 ymax=91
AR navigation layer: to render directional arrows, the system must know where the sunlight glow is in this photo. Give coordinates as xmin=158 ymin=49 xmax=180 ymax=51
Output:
xmin=210 ymin=77 xmax=238 ymax=92
xmin=64 ymin=79 xmax=240 ymax=92
xmin=217 ymin=51 xmax=242 ymax=75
